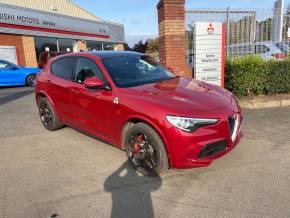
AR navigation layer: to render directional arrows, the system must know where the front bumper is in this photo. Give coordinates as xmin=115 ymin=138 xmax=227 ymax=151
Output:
xmin=164 ymin=107 xmax=243 ymax=169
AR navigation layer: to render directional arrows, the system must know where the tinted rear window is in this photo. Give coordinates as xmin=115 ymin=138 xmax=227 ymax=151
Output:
xmin=51 ymin=57 xmax=75 ymax=80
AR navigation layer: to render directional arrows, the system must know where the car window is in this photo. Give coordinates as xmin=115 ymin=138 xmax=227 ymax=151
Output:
xmin=102 ymin=55 xmax=176 ymax=88
xmin=0 ymin=61 xmax=15 ymax=69
xmin=0 ymin=61 xmax=8 ymax=69
xmin=51 ymin=57 xmax=75 ymax=80
xmin=75 ymin=57 xmax=105 ymax=84
xmin=255 ymin=45 xmax=270 ymax=54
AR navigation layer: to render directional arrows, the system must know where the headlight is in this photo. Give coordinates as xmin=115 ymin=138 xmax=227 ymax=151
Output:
xmin=166 ymin=115 xmax=219 ymax=132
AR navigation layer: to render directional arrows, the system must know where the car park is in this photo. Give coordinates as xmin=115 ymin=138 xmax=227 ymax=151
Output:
xmin=0 ymin=59 xmax=41 ymax=87
xmin=228 ymin=41 xmax=286 ymax=60
xmin=35 ymin=51 xmax=243 ymax=176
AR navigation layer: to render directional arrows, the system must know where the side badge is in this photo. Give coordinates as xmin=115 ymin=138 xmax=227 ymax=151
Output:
xmin=113 ymin=97 xmax=119 ymax=104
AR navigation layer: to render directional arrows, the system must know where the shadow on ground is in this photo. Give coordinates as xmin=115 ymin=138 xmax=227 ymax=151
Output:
xmin=104 ymin=162 xmax=161 ymax=218
xmin=0 ymin=89 xmax=34 ymax=106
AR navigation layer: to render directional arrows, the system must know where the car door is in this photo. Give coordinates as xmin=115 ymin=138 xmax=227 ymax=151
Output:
xmin=45 ymin=57 xmax=76 ymax=123
xmin=0 ymin=60 xmax=23 ymax=85
xmin=70 ymin=57 xmax=116 ymax=139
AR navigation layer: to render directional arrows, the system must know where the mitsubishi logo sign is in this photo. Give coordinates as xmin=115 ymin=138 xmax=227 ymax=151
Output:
xmin=194 ymin=22 xmax=225 ymax=87
xmin=207 ymin=22 xmax=215 ymax=34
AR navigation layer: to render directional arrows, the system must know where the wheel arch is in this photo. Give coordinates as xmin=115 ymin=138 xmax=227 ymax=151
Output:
xmin=36 ymin=91 xmax=60 ymax=121
xmin=121 ymin=116 xmax=174 ymax=168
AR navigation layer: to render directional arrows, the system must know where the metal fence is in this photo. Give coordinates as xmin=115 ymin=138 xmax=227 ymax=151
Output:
xmin=185 ymin=7 xmax=290 ymax=65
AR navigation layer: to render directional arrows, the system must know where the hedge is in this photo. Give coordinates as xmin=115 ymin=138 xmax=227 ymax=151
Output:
xmin=225 ymin=55 xmax=290 ymax=97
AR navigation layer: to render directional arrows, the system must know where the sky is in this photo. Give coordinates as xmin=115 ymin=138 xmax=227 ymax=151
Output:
xmin=73 ymin=0 xmax=289 ymax=46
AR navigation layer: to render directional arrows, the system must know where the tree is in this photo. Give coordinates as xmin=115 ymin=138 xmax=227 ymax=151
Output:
xmin=132 ymin=40 xmax=149 ymax=53
xmin=123 ymin=43 xmax=132 ymax=51
xmin=147 ymin=38 xmax=159 ymax=53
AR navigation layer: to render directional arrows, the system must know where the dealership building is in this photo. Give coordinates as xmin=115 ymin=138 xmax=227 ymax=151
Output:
xmin=0 ymin=0 xmax=125 ymax=67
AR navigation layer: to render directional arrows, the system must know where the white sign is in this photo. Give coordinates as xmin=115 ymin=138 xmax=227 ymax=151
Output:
xmin=0 ymin=4 xmax=125 ymax=43
xmin=0 ymin=6 xmax=109 ymax=36
xmin=0 ymin=46 xmax=18 ymax=64
xmin=194 ymin=22 xmax=225 ymax=87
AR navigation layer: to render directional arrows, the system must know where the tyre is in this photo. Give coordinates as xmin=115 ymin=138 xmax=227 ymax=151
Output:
xmin=124 ymin=122 xmax=169 ymax=176
xmin=38 ymin=97 xmax=63 ymax=131
xmin=25 ymin=74 xmax=36 ymax=87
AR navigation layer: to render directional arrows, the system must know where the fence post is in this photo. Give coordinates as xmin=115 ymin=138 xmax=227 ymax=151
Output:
xmin=226 ymin=7 xmax=230 ymax=59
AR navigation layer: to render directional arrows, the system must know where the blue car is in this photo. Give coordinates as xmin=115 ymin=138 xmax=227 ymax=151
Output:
xmin=0 ymin=59 xmax=40 ymax=87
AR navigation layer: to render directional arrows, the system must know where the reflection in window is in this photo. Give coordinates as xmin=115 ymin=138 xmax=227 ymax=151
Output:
xmin=86 ymin=40 xmax=115 ymax=51
xmin=75 ymin=58 xmax=105 ymax=83
xmin=103 ymin=43 xmax=115 ymax=50
xmin=51 ymin=57 xmax=75 ymax=80
xmin=34 ymin=37 xmax=57 ymax=59
xmin=58 ymin=39 xmax=75 ymax=52
xmin=86 ymin=41 xmax=103 ymax=51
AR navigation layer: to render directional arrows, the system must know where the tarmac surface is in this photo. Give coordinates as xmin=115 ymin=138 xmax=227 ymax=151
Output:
xmin=0 ymin=87 xmax=290 ymax=218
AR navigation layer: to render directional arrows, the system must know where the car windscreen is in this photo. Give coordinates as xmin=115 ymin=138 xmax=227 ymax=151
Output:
xmin=102 ymin=55 xmax=176 ymax=88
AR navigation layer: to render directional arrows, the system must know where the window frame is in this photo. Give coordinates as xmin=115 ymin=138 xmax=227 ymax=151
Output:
xmin=255 ymin=45 xmax=270 ymax=54
xmin=0 ymin=60 xmax=9 ymax=69
xmin=72 ymin=56 xmax=109 ymax=86
xmin=0 ymin=60 xmax=17 ymax=70
xmin=50 ymin=57 xmax=76 ymax=81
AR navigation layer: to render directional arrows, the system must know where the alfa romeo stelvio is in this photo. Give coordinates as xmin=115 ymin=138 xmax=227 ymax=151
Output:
xmin=35 ymin=51 xmax=242 ymax=176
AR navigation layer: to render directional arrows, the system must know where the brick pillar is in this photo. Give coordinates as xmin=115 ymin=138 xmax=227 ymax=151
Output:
xmin=0 ymin=34 xmax=37 ymax=67
xmin=157 ymin=0 xmax=192 ymax=77
xmin=114 ymin=43 xmax=125 ymax=51
xmin=22 ymin=36 xmax=37 ymax=67
xmin=77 ymin=40 xmax=87 ymax=52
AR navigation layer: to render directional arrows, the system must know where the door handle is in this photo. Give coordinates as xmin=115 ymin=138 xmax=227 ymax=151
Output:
xmin=71 ymin=88 xmax=86 ymax=95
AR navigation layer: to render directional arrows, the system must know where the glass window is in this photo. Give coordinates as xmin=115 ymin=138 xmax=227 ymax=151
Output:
xmin=34 ymin=37 xmax=58 ymax=60
xmin=102 ymin=55 xmax=176 ymax=88
xmin=103 ymin=43 xmax=115 ymax=50
xmin=75 ymin=57 xmax=105 ymax=83
xmin=58 ymin=39 xmax=75 ymax=52
xmin=0 ymin=61 xmax=9 ymax=69
xmin=51 ymin=58 xmax=75 ymax=80
xmin=255 ymin=45 xmax=270 ymax=54
xmin=86 ymin=41 xmax=103 ymax=51
xmin=0 ymin=60 xmax=16 ymax=69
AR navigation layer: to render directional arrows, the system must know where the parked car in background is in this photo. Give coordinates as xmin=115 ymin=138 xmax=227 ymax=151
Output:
xmin=275 ymin=41 xmax=290 ymax=55
xmin=38 ymin=51 xmax=67 ymax=68
xmin=35 ymin=51 xmax=242 ymax=176
xmin=0 ymin=59 xmax=40 ymax=87
xmin=228 ymin=41 xmax=286 ymax=60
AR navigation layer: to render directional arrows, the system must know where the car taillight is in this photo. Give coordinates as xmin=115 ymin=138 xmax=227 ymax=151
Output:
xmin=272 ymin=53 xmax=287 ymax=59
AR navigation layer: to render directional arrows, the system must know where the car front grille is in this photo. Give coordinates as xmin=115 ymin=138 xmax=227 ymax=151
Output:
xmin=198 ymin=140 xmax=227 ymax=159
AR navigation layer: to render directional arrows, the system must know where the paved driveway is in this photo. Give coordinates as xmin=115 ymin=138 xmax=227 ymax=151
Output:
xmin=0 ymin=87 xmax=289 ymax=218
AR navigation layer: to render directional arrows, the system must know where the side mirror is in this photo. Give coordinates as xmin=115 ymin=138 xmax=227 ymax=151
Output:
xmin=83 ymin=77 xmax=110 ymax=90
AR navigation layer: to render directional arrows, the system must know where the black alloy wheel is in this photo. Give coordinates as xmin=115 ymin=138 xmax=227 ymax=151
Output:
xmin=38 ymin=97 xmax=63 ymax=131
xmin=39 ymin=102 xmax=53 ymax=128
xmin=125 ymin=123 xmax=168 ymax=176
xmin=26 ymin=74 xmax=36 ymax=86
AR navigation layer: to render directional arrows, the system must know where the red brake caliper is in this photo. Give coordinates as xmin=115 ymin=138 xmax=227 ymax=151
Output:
xmin=133 ymin=134 xmax=144 ymax=152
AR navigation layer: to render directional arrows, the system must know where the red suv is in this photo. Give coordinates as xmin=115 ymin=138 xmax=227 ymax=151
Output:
xmin=35 ymin=51 xmax=242 ymax=176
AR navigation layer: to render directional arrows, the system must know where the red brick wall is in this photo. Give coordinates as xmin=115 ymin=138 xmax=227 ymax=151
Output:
xmin=157 ymin=0 xmax=192 ymax=77
xmin=77 ymin=40 xmax=87 ymax=51
xmin=0 ymin=33 xmax=37 ymax=67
